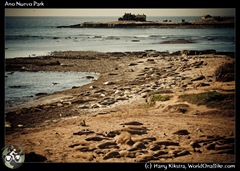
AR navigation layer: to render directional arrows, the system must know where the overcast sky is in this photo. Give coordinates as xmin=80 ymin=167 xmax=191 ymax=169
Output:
xmin=5 ymin=8 xmax=235 ymax=17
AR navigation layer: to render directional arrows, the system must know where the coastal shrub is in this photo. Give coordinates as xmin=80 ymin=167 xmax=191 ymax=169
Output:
xmin=152 ymin=94 xmax=170 ymax=101
xmin=179 ymin=91 xmax=234 ymax=109
xmin=215 ymin=62 xmax=235 ymax=82
xmin=146 ymin=94 xmax=171 ymax=107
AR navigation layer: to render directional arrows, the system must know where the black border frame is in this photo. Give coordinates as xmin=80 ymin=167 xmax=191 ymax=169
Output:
xmin=1 ymin=1 xmax=238 ymax=170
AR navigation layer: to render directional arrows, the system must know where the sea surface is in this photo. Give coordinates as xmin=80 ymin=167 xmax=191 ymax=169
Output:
xmin=4 ymin=16 xmax=235 ymax=110
xmin=5 ymin=16 xmax=235 ymax=58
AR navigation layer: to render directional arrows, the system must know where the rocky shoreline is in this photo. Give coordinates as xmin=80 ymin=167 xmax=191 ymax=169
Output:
xmin=56 ymin=20 xmax=234 ymax=29
xmin=5 ymin=50 xmax=235 ymax=163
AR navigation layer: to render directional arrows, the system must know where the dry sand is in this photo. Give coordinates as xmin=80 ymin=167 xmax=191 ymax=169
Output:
xmin=5 ymin=51 xmax=235 ymax=165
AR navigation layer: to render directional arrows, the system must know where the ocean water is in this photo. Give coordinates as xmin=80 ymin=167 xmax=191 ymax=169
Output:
xmin=5 ymin=16 xmax=235 ymax=58
xmin=4 ymin=16 xmax=235 ymax=110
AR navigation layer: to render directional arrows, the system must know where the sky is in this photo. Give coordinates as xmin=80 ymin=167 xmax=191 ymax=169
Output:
xmin=5 ymin=8 xmax=235 ymax=17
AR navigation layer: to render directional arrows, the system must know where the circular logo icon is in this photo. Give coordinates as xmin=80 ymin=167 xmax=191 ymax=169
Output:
xmin=2 ymin=145 xmax=25 ymax=169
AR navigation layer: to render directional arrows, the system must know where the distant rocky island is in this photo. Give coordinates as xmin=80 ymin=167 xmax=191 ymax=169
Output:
xmin=57 ymin=14 xmax=234 ymax=28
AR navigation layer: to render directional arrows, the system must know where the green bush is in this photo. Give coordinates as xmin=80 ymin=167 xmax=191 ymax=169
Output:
xmin=215 ymin=62 xmax=235 ymax=82
xmin=179 ymin=91 xmax=234 ymax=109
xmin=146 ymin=94 xmax=171 ymax=107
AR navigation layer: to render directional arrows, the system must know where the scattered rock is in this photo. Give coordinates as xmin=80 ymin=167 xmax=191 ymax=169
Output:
xmin=91 ymin=104 xmax=101 ymax=108
xmin=114 ymin=131 xmax=132 ymax=144
xmin=153 ymin=150 xmax=168 ymax=157
xmin=85 ymin=136 xmax=108 ymax=141
xmin=97 ymin=141 xmax=118 ymax=149
xmin=135 ymin=154 xmax=158 ymax=162
xmin=121 ymin=127 xmax=148 ymax=135
xmin=25 ymin=152 xmax=48 ymax=162
xmin=214 ymin=144 xmax=234 ymax=151
xmin=166 ymin=104 xmax=189 ymax=114
xmin=103 ymin=151 xmax=121 ymax=160
xmin=120 ymin=121 xmax=143 ymax=126
xmin=139 ymin=137 xmax=157 ymax=143
xmin=129 ymin=63 xmax=138 ymax=66
xmin=106 ymin=130 xmax=121 ymax=137
xmin=73 ymin=153 xmax=95 ymax=161
xmin=132 ymin=142 xmax=147 ymax=149
xmin=116 ymin=97 xmax=129 ymax=101
xmin=173 ymin=129 xmax=190 ymax=135
xmin=103 ymin=81 xmax=115 ymax=85
xmin=99 ymin=98 xmax=116 ymax=105
xmin=78 ymin=105 xmax=90 ymax=109
xmin=191 ymin=75 xmax=205 ymax=81
xmin=89 ymin=85 xmax=96 ymax=89
xmin=190 ymin=141 xmax=201 ymax=148
xmin=150 ymin=144 xmax=161 ymax=151
xmin=75 ymin=146 xmax=96 ymax=152
xmin=212 ymin=149 xmax=234 ymax=154
xmin=119 ymin=150 xmax=130 ymax=157
xmin=174 ymin=150 xmax=191 ymax=157
xmin=154 ymin=140 xmax=179 ymax=146
xmin=146 ymin=58 xmax=155 ymax=62
xmin=196 ymin=82 xmax=210 ymax=87
xmin=73 ymin=129 xmax=94 ymax=135
xmin=86 ymin=76 xmax=95 ymax=79
xmin=71 ymin=99 xmax=90 ymax=104
xmin=206 ymin=142 xmax=216 ymax=150
xmin=68 ymin=143 xmax=81 ymax=148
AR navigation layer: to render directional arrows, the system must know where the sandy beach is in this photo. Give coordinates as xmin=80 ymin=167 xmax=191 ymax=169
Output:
xmin=5 ymin=50 xmax=235 ymax=163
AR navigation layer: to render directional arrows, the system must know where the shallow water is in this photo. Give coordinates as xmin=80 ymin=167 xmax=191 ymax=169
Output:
xmin=5 ymin=71 xmax=99 ymax=109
